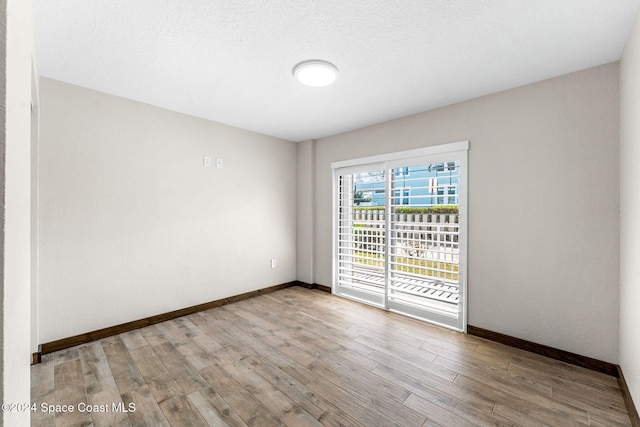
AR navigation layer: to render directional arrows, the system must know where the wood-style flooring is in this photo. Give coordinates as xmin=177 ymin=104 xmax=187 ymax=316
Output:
xmin=31 ymin=286 xmax=632 ymax=426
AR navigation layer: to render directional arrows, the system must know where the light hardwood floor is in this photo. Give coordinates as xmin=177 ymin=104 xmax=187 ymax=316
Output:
xmin=31 ymin=286 xmax=632 ymax=426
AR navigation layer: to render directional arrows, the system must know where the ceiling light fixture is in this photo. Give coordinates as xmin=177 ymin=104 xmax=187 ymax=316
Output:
xmin=293 ymin=60 xmax=338 ymax=87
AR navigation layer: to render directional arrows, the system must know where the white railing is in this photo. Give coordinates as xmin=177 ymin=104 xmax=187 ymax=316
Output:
xmin=350 ymin=208 xmax=460 ymax=282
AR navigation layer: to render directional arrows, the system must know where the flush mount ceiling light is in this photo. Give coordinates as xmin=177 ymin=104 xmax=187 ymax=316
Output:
xmin=293 ymin=60 xmax=338 ymax=87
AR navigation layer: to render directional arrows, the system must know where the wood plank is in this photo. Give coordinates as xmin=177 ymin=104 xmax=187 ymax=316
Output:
xmin=403 ymin=392 xmax=484 ymax=427
xmin=230 ymin=357 xmax=324 ymax=427
xmin=307 ymin=357 xmax=426 ymax=426
xmin=157 ymin=394 xmax=209 ymax=427
xmin=101 ymin=336 xmax=147 ymax=393
xmin=88 ymin=387 xmax=133 ymax=427
xmin=307 ymin=376 xmax=405 ymax=427
xmin=149 ymin=341 xmax=209 ymax=396
xmin=30 ymin=357 xmax=54 ymax=399
xmin=196 ymin=316 xmax=344 ymax=423
xmin=371 ymin=361 xmax=461 ymax=400
xmin=188 ymin=389 xmax=248 ymax=427
xmin=199 ymin=364 xmax=285 ymax=426
xmin=367 ymin=349 xmax=457 ymax=383
xmin=30 ymin=287 xmax=633 ymax=427
xmin=120 ymin=329 xmax=149 ymax=350
xmin=121 ymin=385 xmax=171 ymax=427
xmin=53 ymin=359 xmax=93 ymax=427
xmin=240 ymin=354 xmax=362 ymax=427
xmin=78 ymin=341 xmax=118 ymax=395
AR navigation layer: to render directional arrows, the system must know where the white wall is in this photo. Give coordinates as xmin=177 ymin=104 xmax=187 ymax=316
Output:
xmin=307 ymin=63 xmax=620 ymax=363
xmin=30 ymin=70 xmax=39 ymax=355
xmin=1 ymin=0 xmax=35 ymax=425
xmin=296 ymin=140 xmax=314 ymax=284
xmin=38 ymin=78 xmax=297 ymax=344
xmin=620 ymin=7 xmax=640 ymax=409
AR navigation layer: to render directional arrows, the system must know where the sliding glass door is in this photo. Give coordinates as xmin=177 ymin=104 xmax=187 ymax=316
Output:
xmin=333 ymin=143 xmax=468 ymax=331
xmin=335 ymin=165 xmax=388 ymax=307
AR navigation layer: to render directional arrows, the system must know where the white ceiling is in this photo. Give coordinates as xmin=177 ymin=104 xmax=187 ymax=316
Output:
xmin=35 ymin=0 xmax=640 ymax=142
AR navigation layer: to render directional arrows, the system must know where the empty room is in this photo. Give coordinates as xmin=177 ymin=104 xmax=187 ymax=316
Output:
xmin=2 ymin=0 xmax=640 ymax=426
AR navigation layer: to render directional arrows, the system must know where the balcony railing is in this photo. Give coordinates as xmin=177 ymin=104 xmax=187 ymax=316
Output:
xmin=339 ymin=208 xmax=461 ymax=313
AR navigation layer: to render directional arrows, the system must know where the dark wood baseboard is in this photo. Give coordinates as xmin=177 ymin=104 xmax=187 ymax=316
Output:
xmin=36 ymin=281 xmax=298 ymax=361
xmin=618 ymin=366 xmax=640 ymax=427
xmin=467 ymin=325 xmax=619 ymax=377
xmin=314 ymin=283 xmax=331 ymax=293
xmin=31 ymin=350 xmax=41 ymax=365
xmin=294 ymin=281 xmax=331 ymax=293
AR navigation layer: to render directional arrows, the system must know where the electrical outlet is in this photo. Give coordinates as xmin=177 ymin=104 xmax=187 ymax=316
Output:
xmin=216 ymin=158 xmax=223 ymax=168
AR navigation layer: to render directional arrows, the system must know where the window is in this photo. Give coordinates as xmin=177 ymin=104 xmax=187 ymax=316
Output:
xmin=394 ymin=189 xmax=410 ymax=205
xmin=395 ymin=167 xmax=410 ymax=176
